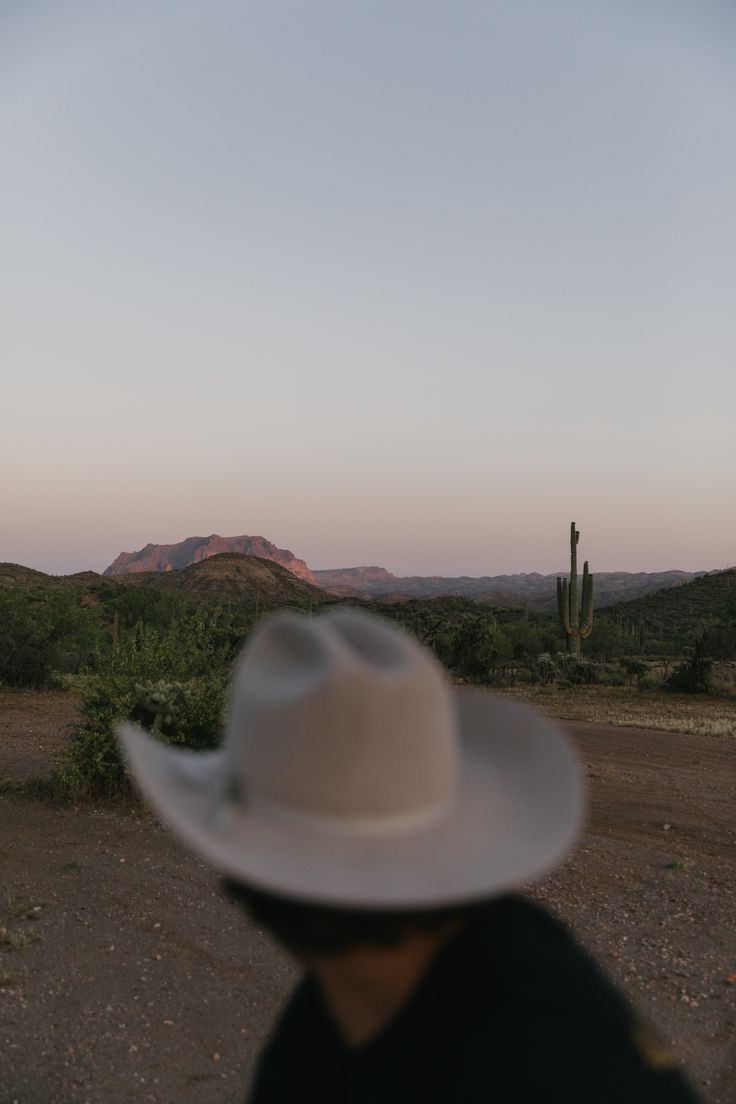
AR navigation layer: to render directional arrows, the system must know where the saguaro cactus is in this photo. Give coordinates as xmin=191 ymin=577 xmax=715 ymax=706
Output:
xmin=556 ymin=522 xmax=594 ymax=658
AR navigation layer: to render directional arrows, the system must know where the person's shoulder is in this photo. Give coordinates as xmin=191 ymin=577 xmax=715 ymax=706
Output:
xmin=247 ymin=975 xmax=333 ymax=1101
xmin=456 ymin=896 xmax=700 ymax=1101
xmin=485 ymin=895 xmax=632 ymax=1024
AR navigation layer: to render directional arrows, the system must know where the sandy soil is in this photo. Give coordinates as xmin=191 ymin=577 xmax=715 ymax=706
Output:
xmin=0 ymin=692 xmax=734 ymax=1104
xmin=0 ymin=690 xmax=80 ymax=785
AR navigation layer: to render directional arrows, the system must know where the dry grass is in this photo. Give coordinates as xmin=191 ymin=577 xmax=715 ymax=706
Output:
xmin=499 ymin=684 xmax=736 ymax=738
xmin=0 ymin=893 xmax=43 ymax=954
xmin=0 ymin=927 xmax=32 ymax=951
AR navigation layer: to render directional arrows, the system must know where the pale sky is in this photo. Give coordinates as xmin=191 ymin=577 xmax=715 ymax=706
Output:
xmin=2 ymin=1 xmax=735 ymax=577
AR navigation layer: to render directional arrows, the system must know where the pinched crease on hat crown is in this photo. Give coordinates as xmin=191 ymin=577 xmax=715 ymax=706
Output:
xmin=224 ymin=609 xmax=461 ymax=826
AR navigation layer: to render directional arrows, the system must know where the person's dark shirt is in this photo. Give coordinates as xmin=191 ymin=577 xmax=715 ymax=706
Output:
xmin=248 ymin=895 xmax=698 ymax=1103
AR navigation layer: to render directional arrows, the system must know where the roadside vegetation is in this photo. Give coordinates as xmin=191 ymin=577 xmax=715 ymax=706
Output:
xmin=500 ymin=684 xmax=736 ymax=739
xmin=1 ymin=558 xmax=734 ymax=797
xmin=51 ymin=613 xmax=235 ymax=798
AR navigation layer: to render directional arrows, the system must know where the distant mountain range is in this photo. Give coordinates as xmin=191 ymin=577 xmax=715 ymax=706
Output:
xmin=313 ymin=566 xmax=709 ymax=609
xmin=102 ymin=534 xmax=712 ymax=609
xmin=4 ymin=551 xmax=733 ymax=641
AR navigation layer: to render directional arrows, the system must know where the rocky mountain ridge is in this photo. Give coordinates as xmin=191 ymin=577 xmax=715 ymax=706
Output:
xmin=102 ymin=534 xmax=712 ymax=609
xmin=104 ymin=534 xmax=316 ymax=584
xmin=117 ymin=554 xmax=327 ymax=604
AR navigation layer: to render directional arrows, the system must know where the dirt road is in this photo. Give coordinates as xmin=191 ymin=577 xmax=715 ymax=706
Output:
xmin=0 ymin=693 xmax=734 ymax=1103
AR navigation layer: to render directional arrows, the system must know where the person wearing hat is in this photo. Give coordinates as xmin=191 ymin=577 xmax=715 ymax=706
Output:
xmin=118 ymin=608 xmax=698 ymax=1102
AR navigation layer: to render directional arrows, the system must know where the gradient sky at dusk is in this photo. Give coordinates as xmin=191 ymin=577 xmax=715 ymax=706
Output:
xmin=2 ymin=1 xmax=735 ymax=577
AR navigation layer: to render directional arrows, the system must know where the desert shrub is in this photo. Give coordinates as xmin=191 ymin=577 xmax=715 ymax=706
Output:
xmin=512 ymin=649 xmax=601 ymax=687
xmin=704 ymin=623 xmax=736 ymax=661
xmin=600 ymin=667 xmax=627 ymax=687
xmin=53 ymin=614 xmax=231 ymax=798
xmin=533 ymin=653 xmax=558 ymax=685
xmin=129 ymin=677 xmax=227 ymax=748
xmin=0 ymin=588 xmax=103 ymax=688
xmin=503 ymin=621 xmax=546 ymax=660
xmin=621 ymin=658 xmax=647 ymax=687
xmin=95 ymin=585 xmax=198 ymax=634
xmin=664 ymin=656 xmax=713 ymax=694
xmin=448 ymin=615 xmax=513 ymax=683
xmin=663 ymin=632 xmax=714 ymax=695
xmin=664 ymin=659 xmax=712 ymax=694
xmin=711 ymin=662 xmax=736 ymax=693
xmin=585 ymin=618 xmax=626 ymax=660
xmin=555 ymin=653 xmax=599 ymax=686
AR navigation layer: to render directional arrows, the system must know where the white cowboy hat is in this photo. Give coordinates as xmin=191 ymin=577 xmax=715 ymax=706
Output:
xmin=117 ymin=608 xmax=584 ymax=908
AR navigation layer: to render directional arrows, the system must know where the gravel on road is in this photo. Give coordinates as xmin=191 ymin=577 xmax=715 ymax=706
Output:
xmin=1 ymin=695 xmax=734 ymax=1103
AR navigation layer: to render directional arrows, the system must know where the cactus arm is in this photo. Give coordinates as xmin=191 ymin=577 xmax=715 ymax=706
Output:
xmin=560 ymin=578 xmax=572 ymax=635
xmin=556 ymin=577 xmax=564 ymax=626
xmin=569 ymin=522 xmax=579 ymax=630
xmin=581 ymin=561 xmax=592 ymax=621
xmin=580 ymin=565 xmax=594 ymax=639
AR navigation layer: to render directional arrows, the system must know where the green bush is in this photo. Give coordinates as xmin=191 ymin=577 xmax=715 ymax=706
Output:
xmin=664 ymin=655 xmax=713 ymax=694
xmin=129 ymin=678 xmax=227 ymax=749
xmin=555 ymin=653 xmax=599 ymax=686
xmin=663 ymin=632 xmax=714 ymax=695
xmin=621 ymin=658 xmax=647 ymax=687
xmin=504 ymin=621 xmax=546 ymax=661
xmin=448 ymin=615 xmax=513 ymax=682
xmin=534 ymin=653 xmax=558 ymax=685
xmin=0 ymin=588 xmax=104 ymax=688
xmin=53 ymin=614 xmax=231 ymax=798
xmin=585 ymin=618 xmax=626 ymax=660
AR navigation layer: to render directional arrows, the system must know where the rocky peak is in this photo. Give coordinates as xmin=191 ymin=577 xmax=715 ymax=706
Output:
xmin=104 ymin=534 xmax=317 ymax=584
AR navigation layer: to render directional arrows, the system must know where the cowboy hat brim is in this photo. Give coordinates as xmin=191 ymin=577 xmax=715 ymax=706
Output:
xmin=117 ymin=690 xmax=584 ymax=908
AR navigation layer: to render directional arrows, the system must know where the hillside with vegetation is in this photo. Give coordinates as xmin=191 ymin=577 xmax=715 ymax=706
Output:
xmin=1 ymin=549 xmax=734 ymax=798
xmin=108 ymin=554 xmax=328 ymax=606
xmin=0 ymin=554 xmax=326 ymax=607
xmin=0 ymin=563 xmax=90 ymax=589
xmin=0 ymin=555 xmax=328 ymax=690
xmin=2 ymin=555 xmax=734 ymax=691
xmin=597 ymin=568 xmax=736 ymax=655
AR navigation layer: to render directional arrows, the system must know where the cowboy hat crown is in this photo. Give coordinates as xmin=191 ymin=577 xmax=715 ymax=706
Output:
xmin=227 ymin=609 xmax=458 ymax=825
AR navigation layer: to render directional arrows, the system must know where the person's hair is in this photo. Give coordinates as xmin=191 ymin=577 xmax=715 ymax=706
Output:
xmin=222 ymin=878 xmax=499 ymax=957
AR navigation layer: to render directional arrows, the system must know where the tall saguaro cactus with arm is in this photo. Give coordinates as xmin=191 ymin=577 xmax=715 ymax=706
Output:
xmin=557 ymin=522 xmax=594 ymax=658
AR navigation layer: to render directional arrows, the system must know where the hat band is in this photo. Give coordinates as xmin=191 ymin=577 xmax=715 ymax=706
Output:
xmin=250 ymin=790 xmax=455 ymax=836
xmin=208 ymin=785 xmax=455 ymax=837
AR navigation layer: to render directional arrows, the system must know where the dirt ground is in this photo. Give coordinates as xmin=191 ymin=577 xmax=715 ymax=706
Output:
xmin=0 ymin=691 xmax=734 ymax=1104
